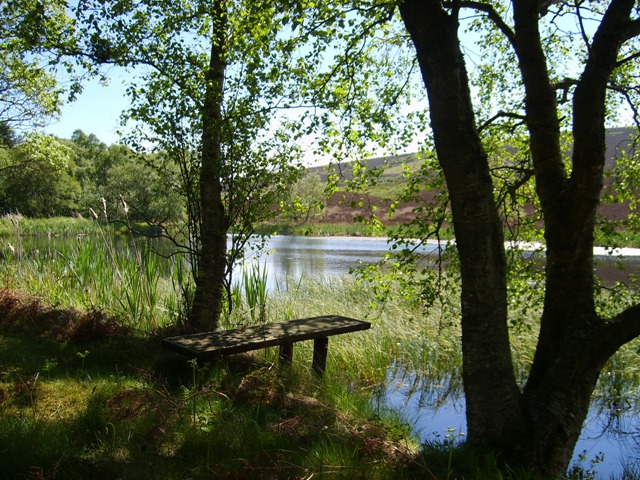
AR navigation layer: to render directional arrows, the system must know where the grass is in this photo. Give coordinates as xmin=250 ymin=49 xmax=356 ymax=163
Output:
xmin=0 ymin=214 xmax=99 ymax=236
xmin=0 ymin=213 xmax=388 ymax=240
xmin=0 ymin=238 xmax=184 ymax=331
xmin=255 ymin=221 xmax=393 ymax=238
xmin=239 ymin=261 xmax=269 ymax=323
xmin=0 ymin=263 xmax=466 ymax=478
xmin=0 ymin=287 xmax=416 ymax=479
xmin=2 ymin=219 xmax=640 ymax=478
xmin=0 ymin=214 xmax=162 ymax=238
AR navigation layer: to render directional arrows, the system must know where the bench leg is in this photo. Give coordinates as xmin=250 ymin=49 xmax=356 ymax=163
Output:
xmin=312 ymin=337 xmax=329 ymax=377
xmin=279 ymin=341 xmax=293 ymax=366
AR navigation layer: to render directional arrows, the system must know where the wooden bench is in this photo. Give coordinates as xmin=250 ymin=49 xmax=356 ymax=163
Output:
xmin=162 ymin=315 xmax=371 ymax=377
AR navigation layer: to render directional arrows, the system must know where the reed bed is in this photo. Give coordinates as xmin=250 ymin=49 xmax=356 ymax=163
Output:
xmin=0 ymin=237 xmax=185 ymax=331
xmin=241 ymin=275 xmax=466 ymax=411
xmin=2 ymin=234 xmax=638 ymax=408
xmin=3 ymin=237 xmax=637 ymax=410
xmin=0 ymin=214 xmax=104 ymax=237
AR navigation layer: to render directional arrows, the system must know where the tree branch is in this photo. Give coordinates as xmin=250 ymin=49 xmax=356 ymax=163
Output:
xmin=458 ymin=1 xmax=516 ymax=48
xmin=616 ymin=50 xmax=640 ymax=68
xmin=610 ymin=83 xmax=640 ymax=129
xmin=575 ymin=0 xmax=592 ymax=56
xmin=600 ymin=302 xmax=640 ymax=357
xmin=478 ymin=110 xmax=526 ymax=132
xmin=621 ymin=17 xmax=640 ymax=42
xmin=571 ymin=0 xmax=638 ymax=193
xmin=553 ymin=77 xmax=578 ymax=103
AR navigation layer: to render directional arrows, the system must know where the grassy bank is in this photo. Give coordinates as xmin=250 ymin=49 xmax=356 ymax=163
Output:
xmin=0 ymin=214 xmax=163 ymax=238
xmin=2 ymin=277 xmax=638 ymax=479
xmin=0 ymin=214 xmax=388 ymax=239
xmin=0 ymin=282 xmax=432 ymax=479
xmin=255 ymin=221 xmax=394 ymax=238
xmin=0 ymin=230 xmax=468 ymax=479
xmin=2 ymin=216 xmax=640 ymax=478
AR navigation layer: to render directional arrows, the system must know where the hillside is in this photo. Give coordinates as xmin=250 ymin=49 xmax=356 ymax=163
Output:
xmin=308 ymin=127 xmax=638 ymax=226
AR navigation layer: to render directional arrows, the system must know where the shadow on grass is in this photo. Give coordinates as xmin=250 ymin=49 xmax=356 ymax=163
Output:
xmin=0 ymin=289 xmax=415 ymax=479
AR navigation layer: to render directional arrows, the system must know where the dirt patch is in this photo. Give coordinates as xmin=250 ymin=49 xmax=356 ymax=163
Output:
xmin=0 ymin=286 xmax=129 ymax=340
xmin=321 ymin=191 xmax=435 ymax=226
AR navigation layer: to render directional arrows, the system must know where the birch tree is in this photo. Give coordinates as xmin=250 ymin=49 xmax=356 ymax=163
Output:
xmin=0 ymin=0 xmax=77 ymax=130
xmin=75 ymin=0 xmax=305 ymax=329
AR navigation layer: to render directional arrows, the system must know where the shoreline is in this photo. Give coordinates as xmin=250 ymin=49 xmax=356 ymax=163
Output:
xmin=268 ymin=234 xmax=640 ymax=257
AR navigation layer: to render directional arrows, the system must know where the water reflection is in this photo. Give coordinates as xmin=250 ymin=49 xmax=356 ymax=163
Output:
xmin=247 ymin=236 xmax=407 ymax=291
xmin=249 ymin=236 xmax=639 ymax=291
xmin=377 ymin=368 xmax=640 ymax=478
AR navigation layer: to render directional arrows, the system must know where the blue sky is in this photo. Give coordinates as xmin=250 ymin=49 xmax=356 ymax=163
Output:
xmin=44 ymin=73 xmax=130 ymax=145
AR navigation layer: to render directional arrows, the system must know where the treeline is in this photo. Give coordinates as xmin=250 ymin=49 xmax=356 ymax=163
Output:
xmin=0 ymin=127 xmax=333 ymax=228
xmin=0 ymin=128 xmax=185 ymax=222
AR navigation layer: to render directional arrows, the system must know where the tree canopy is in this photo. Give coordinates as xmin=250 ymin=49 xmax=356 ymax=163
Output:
xmin=0 ymin=129 xmax=186 ymax=221
xmin=0 ymin=0 xmax=79 ymax=131
xmin=73 ymin=0 xmax=312 ymax=327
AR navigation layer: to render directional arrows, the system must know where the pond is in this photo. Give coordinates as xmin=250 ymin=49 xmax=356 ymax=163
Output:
xmin=379 ymin=368 xmax=640 ymax=478
xmin=5 ymin=233 xmax=640 ymax=477
xmin=249 ymin=235 xmax=423 ymax=290
xmin=250 ymin=235 xmax=640 ymax=291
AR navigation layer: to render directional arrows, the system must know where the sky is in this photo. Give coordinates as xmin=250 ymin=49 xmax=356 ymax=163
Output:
xmin=44 ymin=72 xmax=130 ymax=145
xmin=41 ymin=67 xmax=408 ymax=165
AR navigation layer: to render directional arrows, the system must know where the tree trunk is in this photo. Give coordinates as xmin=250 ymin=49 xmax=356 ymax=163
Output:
xmin=399 ymin=0 xmax=525 ymax=458
xmin=190 ymin=0 xmax=229 ymax=331
xmin=514 ymin=0 xmax=640 ymax=475
xmin=400 ymin=0 xmax=640 ymax=477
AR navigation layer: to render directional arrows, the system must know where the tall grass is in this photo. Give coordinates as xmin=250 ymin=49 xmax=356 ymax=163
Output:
xmin=0 ymin=213 xmax=163 ymax=237
xmin=226 ymin=261 xmax=270 ymax=326
xmin=0 ymin=214 xmax=100 ymax=237
xmin=241 ymin=262 xmax=268 ymax=323
xmin=244 ymin=275 xmax=465 ymax=398
xmin=0 ymin=203 xmax=193 ymax=331
xmin=0 ymin=237 xmax=185 ymax=331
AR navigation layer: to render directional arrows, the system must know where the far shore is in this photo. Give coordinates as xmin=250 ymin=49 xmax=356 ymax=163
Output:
xmin=264 ymin=234 xmax=640 ymax=257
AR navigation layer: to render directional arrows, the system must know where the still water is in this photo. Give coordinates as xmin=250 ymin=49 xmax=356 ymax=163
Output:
xmin=381 ymin=369 xmax=640 ymax=478
xmin=253 ymin=235 xmax=640 ymax=478
xmin=247 ymin=235 xmax=411 ymax=289
xmin=248 ymin=235 xmax=640 ymax=291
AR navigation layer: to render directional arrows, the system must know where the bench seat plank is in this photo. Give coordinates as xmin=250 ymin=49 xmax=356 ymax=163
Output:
xmin=162 ymin=315 xmax=371 ymax=361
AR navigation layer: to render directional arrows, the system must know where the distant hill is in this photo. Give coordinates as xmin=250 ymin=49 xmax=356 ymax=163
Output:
xmin=310 ymin=127 xmax=637 ymax=178
xmin=306 ymin=127 xmax=638 ymax=226
xmin=604 ymin=127 xmax=637 ymax=168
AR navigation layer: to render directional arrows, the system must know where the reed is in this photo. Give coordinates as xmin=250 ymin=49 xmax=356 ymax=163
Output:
xmin=242 ymin=275 xmax=464 ymax=396
xmin=241 ymin=261 xmax=268 ymax=323
xmin=0 ymin=238 xmax=182 ymax=330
